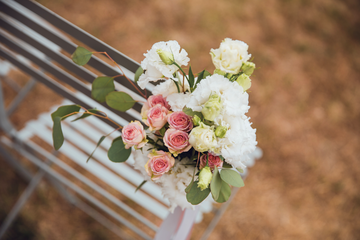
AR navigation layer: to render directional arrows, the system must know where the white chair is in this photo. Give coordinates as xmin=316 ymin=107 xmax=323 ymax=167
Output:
xmin=0 ymin=0 xmax=262 ymax=239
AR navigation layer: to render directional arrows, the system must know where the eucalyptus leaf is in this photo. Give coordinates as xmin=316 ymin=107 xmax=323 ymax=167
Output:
xmin=71 ymin=109 xmax=101 ymax=122
xmin=210 ymin=166 xmax=222 ymax=200
xmin=108 ymin=137 xmax=131 ymax=162
xmin=51 ymin=105 xmax=81 ymax=121
xmin=135 ymin=180 xmax=147 ymax=192
xmin=134 ymin=66 xmax=143 ymax=84
xmin=214 ymin=179 xmax=232 ymax=203
xmin=185 ymin=178 xmax=194 ymax=194
xmin=91 ymin=77 xmax=115 ymax=103
xmin=106 ymin=92 xmax=136 ymax=112
xmin=186 ymin=180 xmax=210 ymax=205
xmin=71 ymin=46 xmax=92 ymax=66
xmin=86 ymin=136 xmax=106 ymax=163
xmin=52 ymin=117 xmax=64 ymax=150
xmin=220 ymin=169 xmax=245 ymax=188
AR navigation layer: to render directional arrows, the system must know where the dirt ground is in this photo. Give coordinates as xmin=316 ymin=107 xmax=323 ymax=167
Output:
xmin=1 ymin=0 xmax=360 ymax=239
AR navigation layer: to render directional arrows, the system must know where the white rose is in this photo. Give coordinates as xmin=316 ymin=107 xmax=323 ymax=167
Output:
xmin=210 ymin=38 xmax=251 ymax=74
xmin=189 ymin=123 xmax=217 ymax=152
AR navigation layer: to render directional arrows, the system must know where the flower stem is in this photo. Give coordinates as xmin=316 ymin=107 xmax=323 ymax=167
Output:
xmin=92 ymin=51 xmax=147 ymax=99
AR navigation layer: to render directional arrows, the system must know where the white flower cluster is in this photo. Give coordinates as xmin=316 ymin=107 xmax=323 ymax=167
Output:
xmin=186 ymin=74 xmax=257 ymax=169
xmin=133 ymin=148 xmax=196 ymax=212
xmin=138 ymin=41 xmax=190 ymax=89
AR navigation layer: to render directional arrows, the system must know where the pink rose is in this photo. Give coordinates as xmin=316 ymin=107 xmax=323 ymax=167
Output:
xmin=167 ymin=111 xmax=193 ymax=132
xmin=199 ymin=153 xmax=223 ymax=170
xmin=147 ymin=94 xmax=171 ymax=110
xmin=163 ymin=129 xmax=192 ymax=157
xmin=146 ymin=104 xmax=169 ymax=131
xmin=145 ymin=150 xmax=175 ymax=180
xmin=121 ymin=121 xmax=147 ymax=149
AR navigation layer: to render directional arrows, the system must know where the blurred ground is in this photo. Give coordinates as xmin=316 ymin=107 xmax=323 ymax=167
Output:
xmin=1 ymin=0 xmax=360 ymax=239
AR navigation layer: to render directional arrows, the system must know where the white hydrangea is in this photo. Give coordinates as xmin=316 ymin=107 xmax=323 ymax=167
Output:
xmin=186 ymin=74 xmax=250 ymax=118
xmin=166 ymin=92 xmax=191 ymax=112
xmin=151 ymin=80 xmax=179 ymax=97
xmin=132 ymin=149 xmax=197 ymax=212
xmin=157 ymin=158 xmax=196 ymax=212
xmin=138 ymin=40 xmax=190 ymax=89
xmin=217 ymin=115 xmax=257 ymax=169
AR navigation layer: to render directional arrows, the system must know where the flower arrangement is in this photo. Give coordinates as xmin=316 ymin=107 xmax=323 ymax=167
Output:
xmin=51 ymin=38 xmax=257 ymax=211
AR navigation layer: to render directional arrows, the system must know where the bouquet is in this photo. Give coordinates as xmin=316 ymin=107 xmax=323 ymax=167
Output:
xmin=51 ymin=38 xmax=257 ymax=211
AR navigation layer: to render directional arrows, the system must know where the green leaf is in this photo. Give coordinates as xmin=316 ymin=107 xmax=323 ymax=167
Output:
xmin=108 ymin=136 xmax=131 ymax=162
xmin=52 ymin=117 xmax=64 ymax=150
xmin=106 ymin=92 xmax=136 ymax=112
xmin=222 ymin=162 xmax=233 ymax=168
xmin=220 ymin=169 xmax=245 ymax=188
xmin=135 ymin=180 xmax=147 ymax=192
xmin=185 ymin=178 xmax=194 ymax=194
xmin=86 ymin=136 xmax=106 ymax=163
xmin=210 ymin=166 xmax=222 ymax=200
xmin=188 ymin=66 xmax=194 ymax=89
xmin=71 ymin=109 xmax=101 ymax=122
xmin=182 ymin=107 xmax=203 ymax=119
xmin=194 ymin=70 xmax=211 ymax=90
xmin=91 ymin=76 xmax=115 ymax=103
xmin=186 ymin=180 xmax=210 ymax=205
xmin=214 ymin=179 xmax=232 ymax=203
xmin=51 ymin=105 xmax=81 ymax=121
xmin=159 ymin=126 xmax=166 ymax=136
xmin=71 ymin=46 xmax=92 ymax=66
xmin=236 ymin=168 xmax=244 ymax=173
xmin=134 ymin=66 xmax=143 ymax=84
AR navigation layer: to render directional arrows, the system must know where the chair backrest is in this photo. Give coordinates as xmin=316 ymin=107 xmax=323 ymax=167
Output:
xmin=0 ymin=0 xmax=212 ymax=239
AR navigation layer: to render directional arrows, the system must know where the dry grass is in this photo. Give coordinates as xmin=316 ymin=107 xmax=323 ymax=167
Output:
xmin=1 ymin=0 xmax=360 ymax=239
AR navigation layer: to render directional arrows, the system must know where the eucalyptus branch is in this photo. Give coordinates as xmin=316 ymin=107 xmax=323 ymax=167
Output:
xmin=92 ymin=51 xmax=147 ymax=99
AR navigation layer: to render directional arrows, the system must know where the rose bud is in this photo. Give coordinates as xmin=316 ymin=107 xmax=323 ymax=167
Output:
xmin=146 ymin=104 xmax=169 ymax=131
xmin=199 ymin=153 xmax=223 ymax=171
xmin=147 ymin=94 xmax=171 ymax=110
xmin=167 ymin=111 xmax=193 ymax=132
xmin=121 ymin=121 xmax=147 ymax=149
xmin=163 ymin=129 xmax=192 ymax=157
xmin=145 ymin=150 xmax=175 ymax=180
xmin=197 ymin=166 xmax=212 ymax=191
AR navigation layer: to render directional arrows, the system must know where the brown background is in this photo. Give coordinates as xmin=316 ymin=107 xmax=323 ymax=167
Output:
xmin=1 ymin=0 xmax=360 ymax=239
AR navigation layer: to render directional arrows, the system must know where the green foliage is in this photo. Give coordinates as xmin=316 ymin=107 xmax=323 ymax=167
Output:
xmin=52 ymin=117 xmax=64 ymax=150
xmin=71 ymin=109 xmax=101 ymax=122
xmin=222 ymin=162 xmax=233 ymax=168
xmin=105 ymin=92 xmax=136 ymax=112
xmin=51 ymin=105 xmax=81 ymax=121
xmin=185 ymin=178 xmax=194 ymax=194
xmin=134 ymin=66 xmax=143 ymax=84
xmin=135 ymin=180 xmax=147 ymax=192
xmin=210 ymin=166 xmax=222 ymax=200
xmin=188 ymin=66 xmax=195 ymax=90
xmin=86 ymin=136 xmax=106 ymax=163
xmin=182 ymin=107 xmax=203 ymax=119
xmin=71 ymin=46 xmax=92 ymax=66
xmin=108 ymin=136 xmax=131 ymax=162
xmin=220 ymin=169 xmax=244 ymax=188
xmin=186 ymin=180 xmax=210 ymax=205
xmin=194 ymin=70 xmax=211 ymax=90
xmin=51 ymin=105 xmax=81 ymax=150
xmin=214 ymin=178 xmax=232 ymax=203
xmin=91 ymin=77 xmax=115 ymax=103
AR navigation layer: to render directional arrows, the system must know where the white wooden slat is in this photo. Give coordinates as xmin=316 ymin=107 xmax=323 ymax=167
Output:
xmin=35 ymin=111 xmax=169 ymax=205
xmin=26 ymin=120 xmax=169 ymax=219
